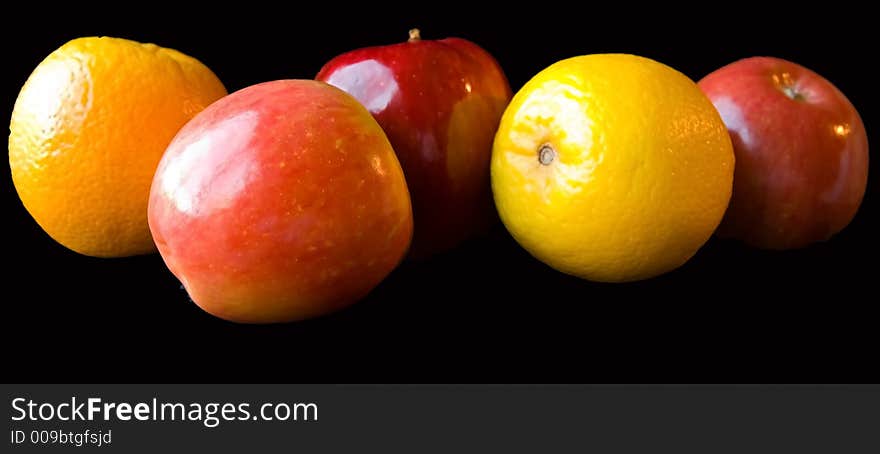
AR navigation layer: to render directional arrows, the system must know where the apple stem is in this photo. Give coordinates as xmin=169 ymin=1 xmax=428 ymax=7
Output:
xmin=782 ymin=85 xmax=805 ymax=101
xmin=408 ymin=28 xmax=421 ymax=42
xmin=538 ymin=144 xmax=556 ymax=166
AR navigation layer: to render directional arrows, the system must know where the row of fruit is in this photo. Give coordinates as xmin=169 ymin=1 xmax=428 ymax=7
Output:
xmin=9 ymin=31 xmax=868 ymax=323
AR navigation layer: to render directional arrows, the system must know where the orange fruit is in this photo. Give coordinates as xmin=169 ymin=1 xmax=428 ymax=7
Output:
xmin=491 ymin=54 xmax=734 ymax=282
xmin=9 ymin=36 xmax=227 ymax=257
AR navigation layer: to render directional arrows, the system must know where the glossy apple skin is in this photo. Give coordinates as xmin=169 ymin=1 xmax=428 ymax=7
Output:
xmin=317 ymin=32 xmax=512 ymax=258
xmin=699 ymin=57 xmax=868 ymax=249
xmin=148 ymin=80 xmax=413 ymax=323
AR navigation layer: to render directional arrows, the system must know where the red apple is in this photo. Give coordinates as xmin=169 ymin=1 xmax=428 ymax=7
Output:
xmin=699 ymin=57 xmax=868 ymax=249
xmin=316 ymin=29 xmax=512 ymax=258
xmin=148 ymin=80 xmax=413 ymax=323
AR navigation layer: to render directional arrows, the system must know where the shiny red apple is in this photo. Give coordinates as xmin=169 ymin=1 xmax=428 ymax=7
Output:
xmin=699 ymin=57 xmax=868 ymax=249
xmin=317 ymin=29 xmax=512 ymax=258
xmin=148 ymin=80 xmax=413 ymax=323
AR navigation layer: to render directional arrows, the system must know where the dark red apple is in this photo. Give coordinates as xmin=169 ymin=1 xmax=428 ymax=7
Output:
xmin=148 ymin=80 xmax=413 ymax=323
xmin=317 ymin=29 xmax=512 ymax=258
xmin=699 ymin=57 xmax=868 ymax=249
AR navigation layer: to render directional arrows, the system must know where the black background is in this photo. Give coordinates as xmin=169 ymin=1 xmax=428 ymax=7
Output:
xmin=2 ymin=4 xmax=876 ymax=382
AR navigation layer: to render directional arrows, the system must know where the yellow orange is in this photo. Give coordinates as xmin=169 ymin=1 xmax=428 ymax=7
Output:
xmin=9 ymin=36 xmax=227 ymax=257
xmin=491 ymin=54 xmax=734 ymax=282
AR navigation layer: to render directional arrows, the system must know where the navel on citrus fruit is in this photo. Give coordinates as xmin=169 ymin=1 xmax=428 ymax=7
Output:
xmin=9 ymin=36 xmax=227 ymax=257
xmin=491 ymin=54 xmax=735 ymax=282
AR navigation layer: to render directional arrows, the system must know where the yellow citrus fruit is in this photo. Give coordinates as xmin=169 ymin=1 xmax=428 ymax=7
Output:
xmin=491 ymin=54 xmax=734 ymax=282
xmin=9 ymin=36 xmax=227 ymax=257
